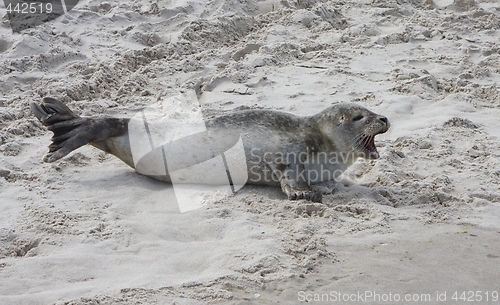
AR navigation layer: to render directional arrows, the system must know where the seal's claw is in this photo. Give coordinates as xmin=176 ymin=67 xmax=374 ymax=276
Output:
xmin=310 ymin=191 xmax=322 ymax=203
xmin=283 ymin=184 xmax=322 ymax=203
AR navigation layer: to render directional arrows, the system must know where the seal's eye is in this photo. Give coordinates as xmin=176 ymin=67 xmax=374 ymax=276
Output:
xmin=353 ymin=115 xmax=364 ymax=121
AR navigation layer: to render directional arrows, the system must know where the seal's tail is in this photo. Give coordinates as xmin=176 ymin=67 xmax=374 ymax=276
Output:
xmin=31 ymin=97 xmax=93 ymax=163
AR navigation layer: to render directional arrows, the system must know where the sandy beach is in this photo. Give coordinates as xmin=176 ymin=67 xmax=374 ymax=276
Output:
xmin=1 ymin=0 xmax=499 ymax=304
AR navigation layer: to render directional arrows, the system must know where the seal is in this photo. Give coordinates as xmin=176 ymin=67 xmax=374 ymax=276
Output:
xmin=31 ymin=97 xmax=389 ymax=202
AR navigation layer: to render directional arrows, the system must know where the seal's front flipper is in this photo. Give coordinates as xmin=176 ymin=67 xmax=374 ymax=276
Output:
xmin=267 ymin=162 xmax=322 ymax=203
xmin=281 ymin=182 xmax=322 ymax=202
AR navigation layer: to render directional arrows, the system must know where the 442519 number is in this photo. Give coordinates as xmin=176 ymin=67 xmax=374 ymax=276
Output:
xmin=6 ymin=2 xmax=53 ymax=14
xmin=452 ymin=291 xmax=499 ymax=302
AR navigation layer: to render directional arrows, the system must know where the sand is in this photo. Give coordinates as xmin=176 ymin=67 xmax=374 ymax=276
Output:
xmin=1 ymin=0 xmax=499 ymax=304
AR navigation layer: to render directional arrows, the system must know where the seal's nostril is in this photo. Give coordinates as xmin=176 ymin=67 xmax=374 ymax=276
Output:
xmin=379 ymin=116 xmax=388 ymax=124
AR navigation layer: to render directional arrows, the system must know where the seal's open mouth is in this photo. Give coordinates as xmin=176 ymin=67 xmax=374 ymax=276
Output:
xmin=360 ymin=135 xmax=379 ymax=159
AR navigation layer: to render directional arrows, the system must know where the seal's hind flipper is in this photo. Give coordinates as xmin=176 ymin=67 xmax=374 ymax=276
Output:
xmin=31 ymin=97 xmax=93 ymax=163
xmin=31 ymin=97 xmax=129 ymax=163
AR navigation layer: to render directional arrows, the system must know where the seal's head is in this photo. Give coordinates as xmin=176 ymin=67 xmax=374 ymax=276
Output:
xmin=315 ymin=103 xmax=390 ymax=160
